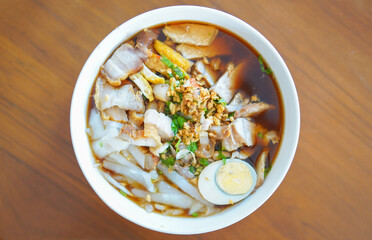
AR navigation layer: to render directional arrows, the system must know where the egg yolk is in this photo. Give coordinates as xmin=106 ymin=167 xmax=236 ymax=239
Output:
xmin=216 ymin=162 xmax=253 ymax=195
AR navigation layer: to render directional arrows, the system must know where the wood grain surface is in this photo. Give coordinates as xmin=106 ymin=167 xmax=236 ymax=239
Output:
xmin=0 ymin=0 xmax=371 ymax=239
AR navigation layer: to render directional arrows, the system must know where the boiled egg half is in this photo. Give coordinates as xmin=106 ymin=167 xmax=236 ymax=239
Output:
xmin=198 ymin=159 xmax=257 ymax=205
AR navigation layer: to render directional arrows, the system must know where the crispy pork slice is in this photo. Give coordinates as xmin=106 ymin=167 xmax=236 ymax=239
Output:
xmin=231 ymin=118 xmax=255 ymax=147
xmin=153 ymin=84 xmax=170 ymax=102
xmin=222 ymin=118 xmax=255 ymax=151
xmin=235 ymin=102 xmax=274 ymax=118
xmin=222 ymin=125 xmax=241 ymax=152
xmin=210 ymin=63 xmax=244 ymax=103
xmin=128 ymin=111 xmax=144 ymax=127
xmin=102 ymin=106 xmax=128 ymax=122
xmin=132 ymin=130 xmax=158 ymax=147
xmin=194 ymin=61 xmax=218 ymax=87
xmin=195 ymin=138 xmax=215 ymax=159
xmin=163 ymin=23 xmax=218 ymax=46
xmin=225 ymin=91 xmax=250 ymax=112
xmin=176 ymin=37 xmax=231 ymax=59
xmin=94 ymin=77 xmax=145 ymax=112
xmin=144 ymin=109 xmax=174 ymax=141
xmin=100 ymin=43 xmax=148 ymax=86
xmin=255 ymin=148 xmax=269 ymax=188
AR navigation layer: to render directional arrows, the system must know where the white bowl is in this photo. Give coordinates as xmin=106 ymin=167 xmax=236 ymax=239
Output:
xmin=70 ymin=5 xmax=300 ymax=235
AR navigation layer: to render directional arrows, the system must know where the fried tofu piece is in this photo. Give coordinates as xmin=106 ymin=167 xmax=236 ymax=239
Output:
xmin=129 ymin=73 xmax=154 ymax=102
xmin=154 ymin=40 xmax=193 ymax=72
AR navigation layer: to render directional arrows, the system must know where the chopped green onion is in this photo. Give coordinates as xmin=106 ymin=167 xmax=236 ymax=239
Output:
xmin=258 ymin=132 xmax=263 ymax=138
xmin=218 ymin=98 xmax=227 ymax=106
xmin=199 ymin=158 xmax=209 ymax=166
xmin=160 ymin=55 xmax=185 ymax=79
xmin=175 ymin=138 xmax=181 ymax=152
xmin=157 ymin=170 xmax=163 ymax=175
xmin=189 ymin=166 xmax=196 ymax=173
xmin=119 ymin=190 xmax=127 ymax=197
xmin=217 ymin=149 xmax=227 ymax=164
xmin=98 ymin=141 xmax=103 ymax=147
xmin=264 ymin=165 xmax=272 ymax=178
xmin=187 ymin=142 xmax=198 ymax=153
xmin=161 ymin=157 xmax=175 ymax=167
xmin=258 ymin=55 xmax=273 ymax=75
xmin=191 ymin=212 xmax=199 ymax=217
xmin=177 ymin=92 xmax=183 ymax=102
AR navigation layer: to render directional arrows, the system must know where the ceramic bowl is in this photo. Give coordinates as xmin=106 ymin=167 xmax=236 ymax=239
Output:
xmin=70 ymin=5 xmax=300 ymax=235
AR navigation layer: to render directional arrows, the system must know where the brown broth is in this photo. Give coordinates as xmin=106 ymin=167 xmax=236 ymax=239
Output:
xmin=87 ymin=21 xmax=284 ymax=217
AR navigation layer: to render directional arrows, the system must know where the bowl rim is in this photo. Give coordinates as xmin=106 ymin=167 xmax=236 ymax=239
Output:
xmin=70 ymin=5 xmax=300 ymax=235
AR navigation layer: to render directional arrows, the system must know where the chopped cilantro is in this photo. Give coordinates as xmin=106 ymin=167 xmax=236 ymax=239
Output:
xmin=165 ymin=101 xmax=171 ymax=115
xmin=191 ymin=212 xmax=199 ymax=217
xmin=228 ymin=112 xmax=235 ymax=118
xmin=223 ymin=158 xmax=227 ymax=165
xmin=171 ymin=118 xmax=178 ymax=135
xmin=189 ymin=166 xmax=196 ymax=174
xmin=161 ymin=157 xmax=175 ymax=167
xmin=160 ymin=55 xmax=185 ymax=79
xmin=264 ymin=164 xmax=272 ymax=178
xmin=258 ymin=55 xmax=273 ymax=75
xmin=119 ymin=190 xmax=127 ymax=197
xmin=187 ymin=142 xmax=198 ymax=153
xmin=258 ymin=132 xmax=263 ymax=138
xmin=177 ymin=115 xmax=187 ymax=128
xmin=98 ymin=141 xmax=103 ymax=147
xmin=199 ymin=158 xmax=209 ymax=166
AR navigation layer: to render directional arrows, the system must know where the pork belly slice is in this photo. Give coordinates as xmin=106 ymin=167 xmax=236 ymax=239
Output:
xmin=144 ymin=109 xmax=174 ymax=141
xmin=255 ymin=148 xmax=269 ymax=188
xmin=194 ymin=61 xmax=218 ymax=87
xmin=176 ymin=37 xmax=231 ymax=59
xmin=102 ymin=106 xmax=128 ymax=122
xmin=153 ymin=84 xmax=170 ymax=102
xmin=222 ymin=118 xmax=256 ymax=151
xmin=94 ymin=77 xmax=145 ymax=113
xmin=163 ymin=23 xmax=218 ymax=46
xmin=235 ymin=102 xmax=274 ymax=118
xmin=101 ymin=43 xmax=148 ymax=86
xmin=225 ymin=91 xmax=250 ymax=112
xmin=136 ymin=29 xmax=159 ymax=50
xmin=128 ymin=111 xmax=144 ymax=127
xmin=210 ymin=63 xmax=245 ymax=103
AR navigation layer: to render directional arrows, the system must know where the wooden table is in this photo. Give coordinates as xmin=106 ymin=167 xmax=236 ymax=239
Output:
xmin=1 ymin=0 xmax=371 ymax=239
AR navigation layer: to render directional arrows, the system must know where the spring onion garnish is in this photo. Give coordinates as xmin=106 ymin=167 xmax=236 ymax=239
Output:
xmin=119 ymin=190 xmax=128 ymax=197
xmin=258 ymin=55 xmax=273 ymax=75
xmin=199 ymin=158 xmax=209 ymax=166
